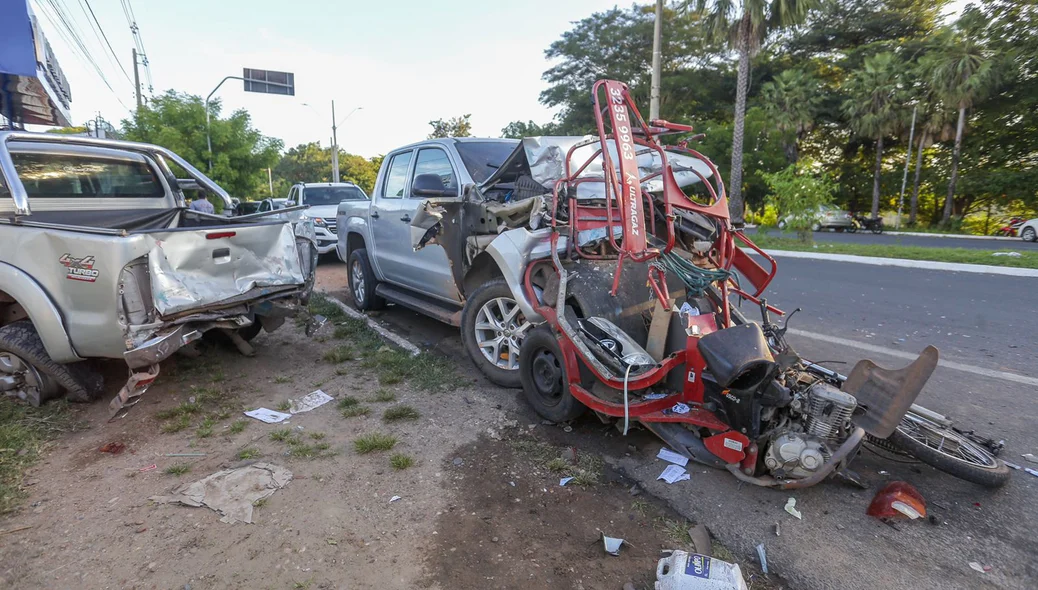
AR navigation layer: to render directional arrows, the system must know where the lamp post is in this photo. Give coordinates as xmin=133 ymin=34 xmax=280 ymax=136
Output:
xmin=205 ymin=76 xmax=243 ymax=173
xmin=206 ymin=68 xmax=295 ymax=173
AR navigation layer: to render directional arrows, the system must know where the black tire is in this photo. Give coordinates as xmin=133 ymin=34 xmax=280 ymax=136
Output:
xmin=461 ymin=278 xmax=529 ymax=388
xmin=887 ymin=415 xmax=1011 ymax=488
xmin=347 ymin=248 xmax=385 ymax=311
xmin=871 ymin=222 xmax=884 ymax=235
xmin=0 ymin=321 xmax=101 ymax=403
xmin=518 ymin=326 xmax=587 ymax=422
xmin=847 ymin=224 xmax=857 ymax=233
xmin=238 ymin=321 xmax=264 ymax=342
xmin=1022 ymin=227 xmax=1037 ymax=242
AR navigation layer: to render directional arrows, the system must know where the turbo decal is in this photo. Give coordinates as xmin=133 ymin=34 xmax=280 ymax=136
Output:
xmin=60 ymin=253 xmax=99 ymax=283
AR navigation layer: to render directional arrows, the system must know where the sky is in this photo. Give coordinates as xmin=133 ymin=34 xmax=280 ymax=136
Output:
xmin=26 ymin=0 xmax=971 ymax=159
xmin=25 ymin=0 xmax=623 ymax=158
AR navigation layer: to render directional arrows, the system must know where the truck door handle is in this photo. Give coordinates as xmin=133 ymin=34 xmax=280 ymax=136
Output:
xmin=371 ymin=210 xmax=379 ymax=219
xmin=400 ymin=214 xmax=411 ymax=222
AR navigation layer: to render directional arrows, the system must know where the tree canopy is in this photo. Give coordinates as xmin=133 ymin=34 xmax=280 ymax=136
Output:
xmin=272 ymin=142 xmax=382 ymax=196
xmin=428 ymin=115 xmax=473 ymax=139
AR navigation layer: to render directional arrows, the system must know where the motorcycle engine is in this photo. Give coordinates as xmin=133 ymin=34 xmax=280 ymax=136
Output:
xmin=763 ymin=381 xmax=858 ymax=479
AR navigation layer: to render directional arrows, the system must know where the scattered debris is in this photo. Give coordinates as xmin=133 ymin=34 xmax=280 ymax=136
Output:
xmin=99 ymin=442 xmax=125 ymax=454
xmin=629 ymin=484 xmax=642 ymax=496
xmin=139 ymin=464 xmax=157 ymax=472
xmin=655 ymin=550 xmax=749 ymax=590
xmin=867 ymin=481 xmax=926 ymax=520
xmin=563 ymin=425 xmax=573 ymax=433
xmin=991 ymin=251 xmax=1022 ymax=257
xmin=452 ymin=457 xmax=464 ymax=467
xmin=774 ymin=522 xmax=780 ymax=537
xmin=562 ymin=447 xmax=578 ymax=465
xmin=756 ymin=543 xmax=768 ymax=574
xmin=1022 ymin=453 xmax=1038 ymax=464
xmin=559 ymin=477 xmax=574 ymax=487
xmin=657 ymin=447 xmax=690 ymax=467
xmin=602 ymin=534 xmax=625 ymax=556
xmin=784 ymin=498 xmax=802 ymax=520
xmin=149 ymin=462 xmax=292 ymax=524
xmin=389 ymin=496 xmax=401 ymax=502
xmin=244 ymin=408 xmax=291 ymax=424
xmin=643 ymin=392 xmax=668 ymax=400
xmin=1004 ymin=461 xmax=1022 ymax=470
xmin=878 ymin=470 xmax=889 ymax=475
xmin=686 ymin=524 xmax=711 ymax=556
xmin=1025 ymin=467 xmax=1038 ymax=478
xmin=669 ymin=402 xmax=691 ymax=414
xmin=290 ymin=390 xmax=334 ymax=414
xmin=658 ymin=465 xmax=691 ymax=484
xmin=969 ymin=562 xmax=989 ymax=574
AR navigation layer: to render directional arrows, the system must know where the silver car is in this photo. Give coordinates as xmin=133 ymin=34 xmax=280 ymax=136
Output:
xmin=778 ymin=206 xmax=853 ymax=231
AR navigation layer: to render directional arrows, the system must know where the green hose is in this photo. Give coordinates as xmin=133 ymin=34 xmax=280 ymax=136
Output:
xmin=656 ymin=251 xmax=731 ymax=297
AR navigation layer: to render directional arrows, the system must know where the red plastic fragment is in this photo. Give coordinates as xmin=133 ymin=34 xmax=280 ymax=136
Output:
xmin=99 ymin=442 xmax=126 ymax=454
xmin=867 ymin=481 xmax=927 ymax=520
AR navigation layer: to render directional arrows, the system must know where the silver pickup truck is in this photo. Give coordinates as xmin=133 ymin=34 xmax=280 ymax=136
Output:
xmin=0 ymin=132 xmax=318 ymax=417
xmin=336 ymin=136 xmax=713 ymax=387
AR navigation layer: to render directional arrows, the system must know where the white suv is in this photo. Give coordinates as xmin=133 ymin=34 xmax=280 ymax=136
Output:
xmin=285 ymin=182 xmax=369 ymax=254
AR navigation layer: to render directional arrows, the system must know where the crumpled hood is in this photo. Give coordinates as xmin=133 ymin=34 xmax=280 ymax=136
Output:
xmin=301 ymin=205 xmax=339 ymax=221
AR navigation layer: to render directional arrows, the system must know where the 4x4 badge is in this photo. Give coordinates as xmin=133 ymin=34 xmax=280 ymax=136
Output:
xmin=60 ymin=253 xmax=99 ymax=283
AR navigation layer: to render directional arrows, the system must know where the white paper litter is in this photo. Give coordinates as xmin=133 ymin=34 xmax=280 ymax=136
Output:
xmin=784 ymin=497 xmax=802 ymax=520
xmin=991 ymin=251 xmax=1022 ymax=257
xmin=149 ymin=462 xmax=292 ymax=524
xmin=289 ymin=390 xmax=333 ymax=414
xmin=670 ymin=402 xmax=691 ymax=414
xmin=969 ymin=562 xmax=986 ymax=573
xmin=602 ymin=535 xmax=625 ymax=556
xmin=643 ymin=392 xmax=668 ymax=400
xmin=389 ymin=495 xmax=401 ymax=502
xmin=244 ymin=408 xmax=291 ymax=424
xmin=559 ymin=477 xmax=574 ymax=486
xmin=658 ymin=464 xmax=691 ymax=484
xmin=657 ymin=448 xmax=690 ymax=467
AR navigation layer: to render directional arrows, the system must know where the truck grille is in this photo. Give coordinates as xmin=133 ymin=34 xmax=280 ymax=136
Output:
xmin=326 ymin=221 xmax=337 ymax=234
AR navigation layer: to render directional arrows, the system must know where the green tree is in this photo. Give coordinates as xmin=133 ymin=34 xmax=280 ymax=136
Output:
xmin=842 ymin=52 xmax=904 ymax=219
xmin=272 ymin=142 xmax=381 ymax=195
xmin=122 ymin=91 xmax=282 ymax=200
xmin=690 ymin=0 xmax=819 ymax=225
xmin=428 ymin=115 xmax=472 ymax=139
xmin=924 ymin=30 xmax=999 ymax=224
xmin=760 ymin=69 xmax=822 ymax=164
xmin=761 ymin=160 xmax=837 ymax=242
xmin=500 ymin=120 xmax=559 ymax=139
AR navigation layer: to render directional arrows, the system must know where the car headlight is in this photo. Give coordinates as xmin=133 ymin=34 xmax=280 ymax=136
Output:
xmin=312 ymin=217 xmax=327 ymax=228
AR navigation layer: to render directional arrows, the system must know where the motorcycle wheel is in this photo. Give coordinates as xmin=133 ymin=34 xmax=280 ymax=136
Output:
xmin=847 ymin=225 xmax=857 ymax=233
xmin=871 ymin=223 xmax=883 ymax=235
xmin=887 ymin=412 xmax=1010 ymax=488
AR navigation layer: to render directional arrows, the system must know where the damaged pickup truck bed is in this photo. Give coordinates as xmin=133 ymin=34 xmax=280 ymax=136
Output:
xmin=337 ymin=136 xmax=715 ymax=386
xmin=0 ymin=132 xmax=318 ymax=418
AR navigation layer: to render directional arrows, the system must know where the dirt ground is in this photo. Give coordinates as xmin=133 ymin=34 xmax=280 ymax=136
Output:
xmin=0 ymin=285 xmax=768 ymax=589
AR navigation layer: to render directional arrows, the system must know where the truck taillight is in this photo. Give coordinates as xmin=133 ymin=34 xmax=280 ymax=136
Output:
xmin=206 ymin=231 xmax=236 ymax=240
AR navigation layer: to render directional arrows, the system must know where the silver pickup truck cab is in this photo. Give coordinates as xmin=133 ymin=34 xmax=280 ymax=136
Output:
xmin=0 ymin=132 xmax=318 ymax=417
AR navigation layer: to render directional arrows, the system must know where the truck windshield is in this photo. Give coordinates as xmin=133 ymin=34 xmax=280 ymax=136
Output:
xmin=11 ymin=152 xmax=164 ymax=198
xmin=455 ymin=141 xmax=519 ymax=184
xmin=303 ymin=186 xmax=367 ymax=206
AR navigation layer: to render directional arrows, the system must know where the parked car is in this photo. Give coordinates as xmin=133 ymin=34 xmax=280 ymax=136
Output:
xmin=272 ymin=198 xmax=289 ymax=210
xmin=235 ymin=198 xmax=276 ymax=216
xmin=284 ymin=183 xmax=368 ymax=255
xmin=1018 ymin=218 xmax=1037 ymax=242
xmin=778 ymin=206 xmax=853 ymax=231
xmin=0 ymin=132 xmax=318 ymax=416
xmin=336 ymin=136 xmax=716 ymax=387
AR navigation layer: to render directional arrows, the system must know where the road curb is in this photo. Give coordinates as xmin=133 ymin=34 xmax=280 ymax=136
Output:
xmin=756 ymin=249 xmax=1038 ymax=277
xmin=883 ymin=230 xmax=1021 ymax=242
xmin=320 ymin=292 xmax=423 ymax=356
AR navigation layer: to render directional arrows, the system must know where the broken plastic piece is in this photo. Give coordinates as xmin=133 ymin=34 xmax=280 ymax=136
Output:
xmin=867 ymin=481 xmax=926 ymax=520
xmin=756 ymin=543 xmax=768 ymax=574
xmin=1024 ymin=467 xmax=1038 ymax=478
xmin=784 ymin=498 xmax=802 ymax=520
xmin=289 ymin=390 xmax=333 ymax=414
xmin=559 ymin=477 xmax=574 ymax=487
xmin=389 ymin=495 xmax=401 ymax=502
xmin=969 ymin=562 xmax=986 ymax=573
xmin=602 ymin=534 xmax=625 ymax=556
xmin=99 ymin=442 xmax=125 ymax=454
xmin=686 ymin=524 xmax=711 ymax=556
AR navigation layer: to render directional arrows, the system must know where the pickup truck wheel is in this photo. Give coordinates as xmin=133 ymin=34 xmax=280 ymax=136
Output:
xmin=518 ymin=326 xmax=587 ymax=422
xmin=348 ymin=248 xmax=386 ymax=311
xmin=0 ymin=321 xmax=100 ymax=404
xmin=461 ymin=278 xmax=531 ymax=388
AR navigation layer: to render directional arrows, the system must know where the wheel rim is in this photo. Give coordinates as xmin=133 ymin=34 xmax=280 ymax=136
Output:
xmin=529 ymin=348 xmax=563 ymax=407
xmin=473 ymin=297 xmax=529 ymax=371
xmin=1024 ymin=228 xmax=1036 ymax=241
xmin=897 ymin=413 xmax=999 ymax=469
xmin=350 ymin=259 xmax=365 ymax=303
xmin=0 ymin=352 xmax=49 ymax=403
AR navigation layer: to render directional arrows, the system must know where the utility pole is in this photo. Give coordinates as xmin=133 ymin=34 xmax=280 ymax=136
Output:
xmin=649 ymin=0 xmax=663 ymax=121
xmin=896 ymin=104 xmax=918 ymax=229
xmin=132 ymin=48 xmax=142 ymax=110
xmin=267 ymin=168 xmax=274 ymax=197
xmin=331 ymin=100 xmax=340 ymax=183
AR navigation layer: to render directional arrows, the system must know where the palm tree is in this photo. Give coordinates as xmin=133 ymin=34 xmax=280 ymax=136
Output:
xmin=843 ymin=52 xmax=904 ymax=219
xmin=907 ymin=101 xmax=954 ymax=225
xmin=691 ymin=0 xmax=819 ymax=225
xmin=761 ymin=69 xmax=822 ymax=164
xmin=925 ymin=34 xmax=999 ymax=224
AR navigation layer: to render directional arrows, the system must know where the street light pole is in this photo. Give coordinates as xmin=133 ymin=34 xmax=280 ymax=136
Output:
xmin=205 ymin=76 xmax=244 ymax=173
xmin=331 ymin=100 xmax=339 ymax=183
xmin=649 ymin=0 xmax=663 ymax=121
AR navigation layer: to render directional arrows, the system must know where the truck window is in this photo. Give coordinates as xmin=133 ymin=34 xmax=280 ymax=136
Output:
xmin=413 ymin=148 xmax=458 ymax=196
xmin=301 ymin=186 xmax=366 ymax=206
xmin=382 ymin=151 xmax=413 ymax=199
xmin=11 ymin=152 xmax=164 ymax=199
xmin=455 ymin=141 xmax=519 ymax=184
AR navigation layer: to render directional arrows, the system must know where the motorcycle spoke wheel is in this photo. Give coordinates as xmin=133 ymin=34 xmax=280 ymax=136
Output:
xmin=887 ymin=412 xmax=1011 ymax=488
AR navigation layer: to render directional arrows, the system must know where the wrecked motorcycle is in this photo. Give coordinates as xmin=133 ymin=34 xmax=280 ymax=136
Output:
xmin=511 ymin=80 xmax=1009 ymax=489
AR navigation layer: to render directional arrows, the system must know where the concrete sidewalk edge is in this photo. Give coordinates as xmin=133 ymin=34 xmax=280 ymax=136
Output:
xmin=755 ymin=248 xmax=1038 ymax=277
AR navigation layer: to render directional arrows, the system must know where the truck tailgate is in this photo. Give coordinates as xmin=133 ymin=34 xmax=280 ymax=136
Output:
xmin=147 ymin=222 xmax=305 ymax=316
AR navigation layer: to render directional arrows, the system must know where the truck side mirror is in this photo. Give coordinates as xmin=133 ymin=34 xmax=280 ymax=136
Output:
xmin=412 ymin=174 xmax=455 ymax=198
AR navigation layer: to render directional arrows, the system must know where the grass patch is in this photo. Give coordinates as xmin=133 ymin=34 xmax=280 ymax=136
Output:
xmin=157 ymin=385 xmax=237 ymax=435
xmin=390 ymin=453 xmax=415 ymax=470
xmin=748 ymin=234 xmax=1038 ymax=269
xmin=276 ymin=400 xmax=292 ymax=412
xmin=0 ymin=399 xmax=79 ymax=513
xmin=368 ymin=389 xmax=396 ymax=403
xmin=545 ymin=457 xmax=570 ymax=473
xmin=237 ymin=447 xmax=261 ymax=460
xmin=656 ymin=517 xmax=692 ymax=546
xmin=510 ymin=439 xmax=602 ymax=486
xmin=288 ymin=441 xmax=335 ymax=459
xmin=341 ymin=405 xmax=371 ymax=418
xmin=164 ymin=463 xmax=191 ymax=476
xmin=383 ymin=405 xmax=420 ymax=422
xmin=323 ymin=345 xmax=355 ymax=364
xmin=273 ymin=375 xmax=292 ymax=384
xmin=353 ymin=432 xmax=397 ymax=454
xmin=156 ymin=402 xmax=202 ymax=420
xmin=337 ymin=396 xmax=360 ymax=409
xmin=196 ymin=417 xmax=215 ymax=438
xmin=160 ymin=414 xmax=192 ymax=434
xmin=229 ymin=419 xmax=247 ymax=434
xmin=309 ymin=431 xmax=326 ymax=440
xmin=335 ymin=367 xmax=350 ymax=376
xmin=252 ymin=497 xmax=267 ymax=508
xmin=270 ymin=428 xmax=294 ymax=442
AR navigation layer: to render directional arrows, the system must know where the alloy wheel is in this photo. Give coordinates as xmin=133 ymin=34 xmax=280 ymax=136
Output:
xmin=350 ymin=259 xmax=365 ymax=304
xmin=0 ymin=352 xmax=53 ymax=404
xmin=473 ymin=297 xmax=530 ymax=371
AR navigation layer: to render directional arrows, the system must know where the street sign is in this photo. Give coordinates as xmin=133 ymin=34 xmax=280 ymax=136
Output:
xmin=243 ymin=68 xmax=294 ymax=96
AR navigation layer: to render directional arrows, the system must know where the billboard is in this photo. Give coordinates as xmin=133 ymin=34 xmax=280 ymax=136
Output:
xmin=0 ymin=0 xmax=72 ymax=127
xmin=243 ymin=68 xmax=295 ymax=96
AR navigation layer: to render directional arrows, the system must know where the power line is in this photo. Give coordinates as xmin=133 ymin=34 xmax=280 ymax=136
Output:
xmin=78 ymin=0 xmax=133 ymax=85
xmin=120 ymin=0 xmax=153 ymax=92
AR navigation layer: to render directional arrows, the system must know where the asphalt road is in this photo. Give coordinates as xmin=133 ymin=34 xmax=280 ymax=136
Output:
xmin=754 ymin=227 xmax=1038 ymax=251
xmin=316 ymin=258 xmax=1038 ymax=589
